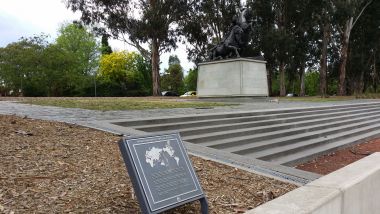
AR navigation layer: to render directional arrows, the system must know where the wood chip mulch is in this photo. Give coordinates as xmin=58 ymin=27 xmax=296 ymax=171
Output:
xmin=0 ymin=115 xmax=296 ymax=213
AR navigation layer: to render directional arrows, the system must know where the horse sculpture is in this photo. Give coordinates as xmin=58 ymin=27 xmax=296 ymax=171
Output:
xmin=208 ymin=8 xmax=254 ymax=61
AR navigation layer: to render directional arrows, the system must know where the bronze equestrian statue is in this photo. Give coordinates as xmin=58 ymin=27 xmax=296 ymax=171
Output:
xmin=208 ymin=7 xmax=254 ymax=61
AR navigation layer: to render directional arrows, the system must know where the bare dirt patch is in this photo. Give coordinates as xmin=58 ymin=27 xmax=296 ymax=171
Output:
xmin=0 ymin=115 xmax=296 ymax=213
xmin=296 ymin=140 xmax=380 ymax=175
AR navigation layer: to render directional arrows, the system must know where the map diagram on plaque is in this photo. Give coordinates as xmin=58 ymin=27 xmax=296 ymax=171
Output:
xmin=145 ymin=140 xmax=180 ymax=168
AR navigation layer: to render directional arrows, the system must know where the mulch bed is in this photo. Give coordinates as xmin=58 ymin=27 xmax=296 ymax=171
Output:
xmin=296 ymin=139 xmax=380 ymax=175
xmin=0 ymin=115 xmax=296 ymax=213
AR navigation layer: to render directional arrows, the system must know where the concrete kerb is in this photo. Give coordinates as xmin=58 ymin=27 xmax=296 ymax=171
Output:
xmin=246 ymin=152 xmax=380 ymax=214
xmin=183 ymin=142 xmax=321 ymax=185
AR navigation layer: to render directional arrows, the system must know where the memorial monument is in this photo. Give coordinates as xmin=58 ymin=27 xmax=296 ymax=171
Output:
xmin=197 ymin=7 xmax=269 ymax=98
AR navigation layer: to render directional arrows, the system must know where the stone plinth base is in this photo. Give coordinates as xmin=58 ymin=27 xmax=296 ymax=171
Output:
xmin=197 ymin=58 xmax=268 ymax=98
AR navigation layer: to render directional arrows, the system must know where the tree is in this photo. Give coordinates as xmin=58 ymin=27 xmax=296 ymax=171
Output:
xmin=0 ymin=35 xmax=49 ymax=96
xmin=41 ymin=44 xmax=77 ymax=96
xmin=184 ymin=68 xmax=198 ymax=91
xmin=161 ymin=54 xmax=184 ymax=94
xmin=0 ymin=26 xmax=102 ymax=97
xmin=161 ymin=64 xmax=185 ymax=94
xmin=284 ymin=0 xmax=320 ymax=97
xmin=318 ymin=4 xmax=332 ymax=98
xmin=346 ymin=0 xmax=380 ymax=94
xmin=65 ymin=0 xmax=190 ymax=96
xmin=101 ymin=34 xmax=112 ymax=55
xmin=168 ymin=55 xmax=181 ymax=66
xmin=334 ymin=0 xmax=374 ymax=95
xmin=284 ymin=0 xmax=334 ymax=97
xmin=305 ymin=70 xmax=320 ymax=96
xmin=55 ymin=22 xmax=100 ymax=95
xmin=181 ymin=0 xmax=242 ymax=63
xmin=97 ymin=51 xmax=151 ymax=96
xmin=249 ymin=0 xmax=296 ymax=97
xmin=247 ymin=0 xmax=276 ymax=96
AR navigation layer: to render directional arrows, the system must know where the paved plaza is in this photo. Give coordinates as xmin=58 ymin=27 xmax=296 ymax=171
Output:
xmin=1 ymin=99 xmax=379 ymax=126
xmin=2 ymin=98 xmax=380 ymax=185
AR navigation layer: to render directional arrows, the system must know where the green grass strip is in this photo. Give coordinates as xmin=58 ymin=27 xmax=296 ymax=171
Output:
xmin=21 ymin=97 xmax=233 ymax=111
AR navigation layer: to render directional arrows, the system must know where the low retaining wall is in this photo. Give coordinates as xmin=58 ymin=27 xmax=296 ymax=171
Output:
xmin=247 ymin=152 xmax=380 ymax=214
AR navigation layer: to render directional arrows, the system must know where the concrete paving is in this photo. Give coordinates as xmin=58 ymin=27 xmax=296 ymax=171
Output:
xmin=1 ymin=99 xmax=380 ymax=185
xmin=1 ymin=99 xmax=379 ymax=124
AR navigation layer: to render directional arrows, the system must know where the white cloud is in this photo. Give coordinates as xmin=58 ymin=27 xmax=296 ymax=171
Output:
xmin=0 ymin=0 xmax=81 ymax=46
xmin=0 ymin=0 xmax=195 ymax=73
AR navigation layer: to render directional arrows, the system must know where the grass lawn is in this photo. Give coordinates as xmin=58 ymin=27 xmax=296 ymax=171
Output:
xmin=280 ymin=96 xmax=358 ymax=102
xmin=19 ymin=97 xmax=233 ymax=111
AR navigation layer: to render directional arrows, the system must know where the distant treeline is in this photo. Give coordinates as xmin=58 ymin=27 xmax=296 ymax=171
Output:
xmin=1 ymin=0 xmax=380 ymax=97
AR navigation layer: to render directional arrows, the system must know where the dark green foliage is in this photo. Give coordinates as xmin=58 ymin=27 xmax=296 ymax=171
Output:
xmin=180 ymin=0 xmax=379 ymax=97
xmin=1 ymin=1 xmax=379 ymax=98
xmin=55 ymin=23 xmax=99 ymax=96
xmin=136 ymin=55 xmax=153 ymax=95
xmin=0 ymin=24 xmax=99 ymax=97
xmin=160 ymin=55 xmax=185 ymax=94
xmin=346 ymin=0 xmax=380 ymax=95
xmin=0 ymin=35 xmax=50 ymax=96
xmin=180 ymin=0 xmax=242 ymax=63
xmin=305 ymin=71 xmax=320 ymax=96
xmin=65 ymin=0 xmax=191 ymax=96
xmin=184 ymin=68 xmax=198 ymax=91
xmin=168 ymin=55 xmax=181 ymax=66
xmin=101 ymin=34 xmax=112 ymax=55
xmin=161 ymin=64 xmax=185 ymax=95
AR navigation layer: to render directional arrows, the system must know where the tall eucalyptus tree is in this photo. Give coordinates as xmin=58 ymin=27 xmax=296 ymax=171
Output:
xmin=65 ymin=0 xmax=191 ymax=96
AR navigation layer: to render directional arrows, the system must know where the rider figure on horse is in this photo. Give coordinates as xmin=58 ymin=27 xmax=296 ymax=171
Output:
xmin=208 ymin=7 xmax=254 ymax=61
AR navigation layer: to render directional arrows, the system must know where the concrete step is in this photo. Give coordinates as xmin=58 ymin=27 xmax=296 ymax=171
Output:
xmin=227 ymin=116 xmax=380 ymax=155
xmin=206 ymin=112 xmax=380 ymax=150
xmin=131 ymin=104 xmax=380 ymax=132
xmin=252 ymin=120 xmax=380 ymax=161
xmin=179 ymin=106 xmax=380 ymax=137
xmin=275 ymin=129 xmax=380 ymax=166
xmin=182 ymin=107 xmax=380 ymax=144
xmin=115 ymin=102 xmax=380 ymax=128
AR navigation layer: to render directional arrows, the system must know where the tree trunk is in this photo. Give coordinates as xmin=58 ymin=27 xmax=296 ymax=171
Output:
xmin=279 ymin=62 xmax=286 ymax=96
xmin=151 ymin=38 xmax=161 ymax=96
xmin=374 ymin=51 xmax=377 ymax=92
xmin=300 ymin=66 xmax=305 ymax=97
xmin=338 ymin=18 xmax=353 ymax=96
xmin=267 ymin=67 xmax=272 ymax=96
xmin=359 ymin=69 xmax=365 ymax=94
xmin=320 ymin=22 xmax=330 ymax=98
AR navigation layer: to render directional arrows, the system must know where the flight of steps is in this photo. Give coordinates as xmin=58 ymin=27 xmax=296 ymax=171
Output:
xmin=113 ymin=102 xmax=380 ymax=166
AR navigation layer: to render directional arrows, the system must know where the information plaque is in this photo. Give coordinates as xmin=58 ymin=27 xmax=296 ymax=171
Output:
xmin=118 ymin=133 xmax=208 ymax=214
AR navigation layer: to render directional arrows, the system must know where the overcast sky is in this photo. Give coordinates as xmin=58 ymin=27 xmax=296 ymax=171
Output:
xmin=0 ymin=0 xmax=194 ymax=72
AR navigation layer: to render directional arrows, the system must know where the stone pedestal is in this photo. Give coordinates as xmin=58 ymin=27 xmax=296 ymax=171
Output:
xmin=197 ymin=58 xmax=268 ymax=97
